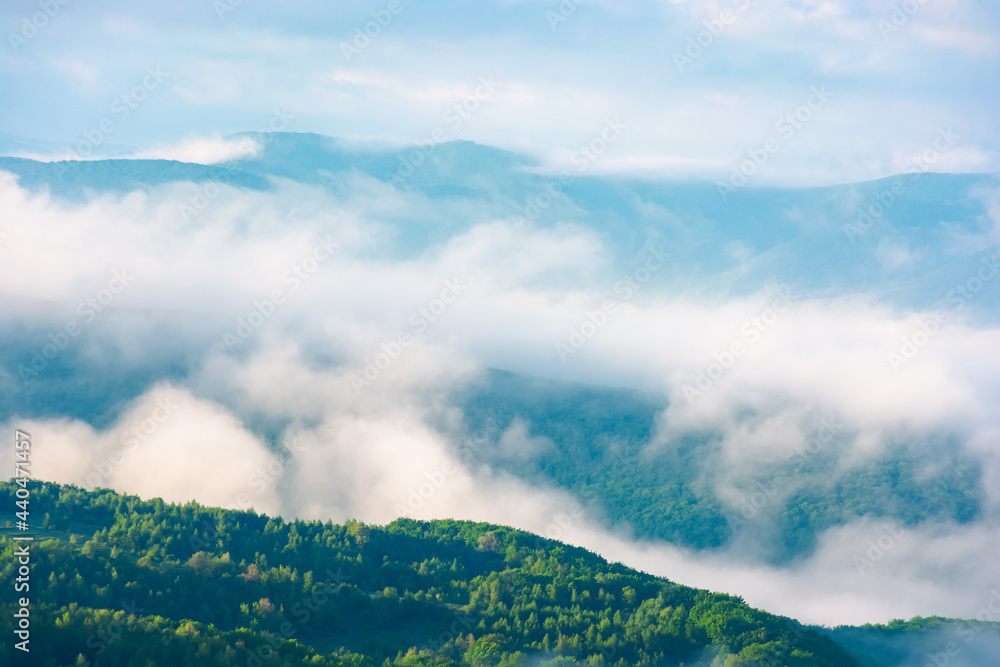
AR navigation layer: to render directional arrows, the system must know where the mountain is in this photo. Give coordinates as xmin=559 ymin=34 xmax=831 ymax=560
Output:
xmin=821 ymin=617 xmax=1000 ymax=667
xmin=2 ymin=133 xmax=997 ymax=314
xmin=0 ymin=156 xmax=270 ymax=198
xmin=4 ymin=482 xmax=996 ymax=666
xmin=0 ymin=360 xmax=981 ymax=565
xmin=0 ymin=480 xmax=963 ymax=667
xmin=0 ymin=134 xmax=995 ymax=567
xmin=456 ymin=370 xmax=982 ymax=563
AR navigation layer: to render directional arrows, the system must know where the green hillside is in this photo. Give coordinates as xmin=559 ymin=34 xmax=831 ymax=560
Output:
xmin=458 ymin=370 xmax=984 ymax=562
xmin=0 ymin=481 xmax=859 ymax=667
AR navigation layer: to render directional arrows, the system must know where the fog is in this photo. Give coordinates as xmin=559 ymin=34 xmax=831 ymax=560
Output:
xmin=2 ymin=170 xmax=998 ymax=626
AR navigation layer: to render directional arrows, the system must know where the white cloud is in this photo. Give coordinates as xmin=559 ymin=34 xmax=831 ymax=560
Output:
xmin=127 ymin=136 xmax=262 ymax=164
xmin=579 ymin=517 xmax=1000 ymax=626
xmin=3 ymin=384 xmax=281 ymax=512
xmin=2 ymin=170 xmax=999 ymax=627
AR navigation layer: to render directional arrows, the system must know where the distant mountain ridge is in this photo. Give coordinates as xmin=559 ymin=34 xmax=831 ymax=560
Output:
xmin=2 ymin=131 xmax=997 ymax=316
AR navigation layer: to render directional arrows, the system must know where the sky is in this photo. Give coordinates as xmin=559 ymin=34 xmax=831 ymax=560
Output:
xmin=2 ymin=0 xmax=1000 ymax=184
xmin=1 ymin=169 xmax=999 ymax=627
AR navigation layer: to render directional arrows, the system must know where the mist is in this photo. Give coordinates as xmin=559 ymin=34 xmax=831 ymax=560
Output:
xmin=2 ymin=167 xmax=999 ymax=627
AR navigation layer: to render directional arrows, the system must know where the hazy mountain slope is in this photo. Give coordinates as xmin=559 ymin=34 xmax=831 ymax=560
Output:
xmin=0 ymin=133 xmax=994 ymax=570
xmin=2 ymin=134 xmax=995 ymax=312
xmin=819 ymin=617 xmax=1000 ymax=667
xmin=0 ymin=156 xmax=270 ymax=198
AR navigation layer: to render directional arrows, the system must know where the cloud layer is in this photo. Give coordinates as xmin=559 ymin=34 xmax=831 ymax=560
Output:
xmin=2 ymin=170 xmax=999 ymax=626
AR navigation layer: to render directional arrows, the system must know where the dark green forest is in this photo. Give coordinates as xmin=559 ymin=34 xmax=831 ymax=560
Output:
xmin=458 ymin=370 xmax=983 ymax=562
xmin=0 ymin=481 xmax=862 ymax=667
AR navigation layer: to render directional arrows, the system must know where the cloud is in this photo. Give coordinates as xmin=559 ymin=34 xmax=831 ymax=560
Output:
xmin=577 ymin=517 xmax=1000 ymax=626
xmin=1 ymin=169 xmax=999 ymax=627
xmin=2 ymin=0 xmax=999 ymax=184
xmin=3 ymin=384 xmax=281 ymax=512
xmin=127 ymin=136 xmax=262 ymax=164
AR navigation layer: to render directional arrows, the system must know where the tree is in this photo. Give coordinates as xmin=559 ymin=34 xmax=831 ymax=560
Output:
xmin=465 ymin=640 xmax=502 ymax=667
xmin=478 ymin=532 xmax=501 ymax=552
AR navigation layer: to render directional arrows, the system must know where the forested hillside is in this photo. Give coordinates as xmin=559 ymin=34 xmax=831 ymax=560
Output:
xmin=458 ymin=370 xmax=984 ymax=562
xmin=0 ymin=481 xmax=859 ymax=667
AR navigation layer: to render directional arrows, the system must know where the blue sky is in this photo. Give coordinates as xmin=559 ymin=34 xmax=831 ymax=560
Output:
xmin=2 ymin=0 xmax=999 ymax=185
